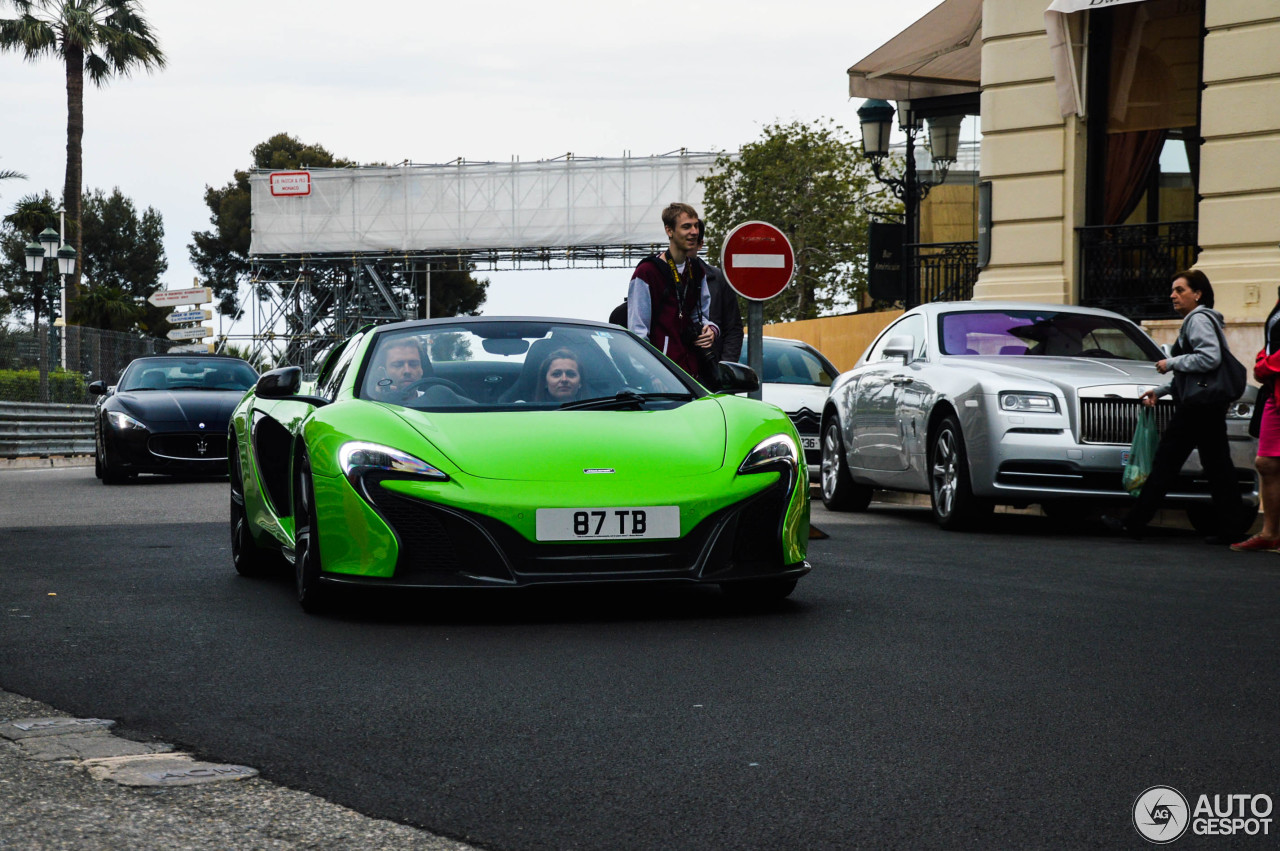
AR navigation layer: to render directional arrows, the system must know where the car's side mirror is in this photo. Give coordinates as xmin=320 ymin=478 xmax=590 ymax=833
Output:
xmin=254 ymin=367 xmax=331 ymax=407
xmin=88 ymin=380 xmax=107 ymax=396
xmin=256 ymin=366 xmax=303 ymax=398
xmin=883 ymin=335 xmax=915 ymax=363
xmin=716 ymin=361 xmax=761 ymax=395
xmin=1160 ymin=343 xmax=1172 ymax=357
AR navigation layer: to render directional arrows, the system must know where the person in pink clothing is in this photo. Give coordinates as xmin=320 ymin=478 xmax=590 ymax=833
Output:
xmin=1232 ymin=294 xmax=1280 ymax=551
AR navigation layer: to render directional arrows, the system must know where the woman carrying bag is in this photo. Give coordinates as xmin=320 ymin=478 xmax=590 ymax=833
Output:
xmin=1231 ymin=292 xmax=1280 ymax=551
xmin=1103 ymin=270 xmax=1247 ymax=543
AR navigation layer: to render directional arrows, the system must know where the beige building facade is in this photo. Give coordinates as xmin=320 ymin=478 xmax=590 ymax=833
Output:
xmin=844 ymin=0 xmax=1280 ymax=357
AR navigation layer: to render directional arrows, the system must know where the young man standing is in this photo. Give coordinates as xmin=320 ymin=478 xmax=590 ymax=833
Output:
xmin=626 ymin=202 xmax=718 ymax=381
xmin=693 ymin=221 xmax=744 ymax=364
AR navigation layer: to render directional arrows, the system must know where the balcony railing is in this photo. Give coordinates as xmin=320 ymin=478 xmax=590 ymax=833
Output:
xmin=909 ymin=241 xmax=978 ymax=304
xmin=1078 ymin=221 xmax=1198 ymax=321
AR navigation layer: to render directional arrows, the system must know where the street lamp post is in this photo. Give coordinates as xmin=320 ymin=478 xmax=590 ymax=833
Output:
xmin=857 ymin=99 xmax=962 ymax=308
xmin=23 ymin=214 xmax=77 ymax=372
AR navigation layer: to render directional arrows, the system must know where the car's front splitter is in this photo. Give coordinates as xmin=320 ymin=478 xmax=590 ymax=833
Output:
xmin=313 ymin=469 xmax=809 ymax=589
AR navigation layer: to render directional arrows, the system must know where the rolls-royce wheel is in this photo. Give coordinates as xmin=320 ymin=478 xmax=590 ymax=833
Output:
xmin=820 ymin=420 xmax=872 ymax=512
xmin=929 ymin=415 xmax=992 ymax=531
xmin=1186 ymin=502 xmax=1259 ymax=541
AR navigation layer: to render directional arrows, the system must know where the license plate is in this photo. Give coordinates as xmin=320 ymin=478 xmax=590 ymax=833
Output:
xmin=535 ymin=506 xmax=680 ymax=541
xmin=1121 ymin=449 xmax=1130 ymax=465
xmin=801 ymin=436 xmax=819 ymax=451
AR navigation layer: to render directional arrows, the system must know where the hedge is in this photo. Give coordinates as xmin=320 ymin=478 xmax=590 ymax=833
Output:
xmin=0 ymin=368 xmax=88 ymax=403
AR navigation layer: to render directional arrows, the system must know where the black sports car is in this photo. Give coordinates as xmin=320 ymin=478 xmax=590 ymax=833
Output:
xmin=89 ymin=354 xmax=258 ymax=484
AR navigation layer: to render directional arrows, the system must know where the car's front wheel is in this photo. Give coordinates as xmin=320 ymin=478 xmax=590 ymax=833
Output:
xmin=929 ymin=415 xmax=991 ymax=530
xmin=293 ymin=452 xmax=330 ymax=613
xmin=99 ymin=445 xmax=127 ymax=485
xmin=229 ymin=441 xmax=276 ymax=577
xmin=820 ymin=420 xmax=872 ymax=511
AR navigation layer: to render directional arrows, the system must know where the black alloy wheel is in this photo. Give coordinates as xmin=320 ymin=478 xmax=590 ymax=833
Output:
xmin=293 ymin=452 xmax=330 ymax=613
xmin=229 ymin=439 xmax=276 ymax=577
xmin=820 ymin=419 xmax=872 ymax=511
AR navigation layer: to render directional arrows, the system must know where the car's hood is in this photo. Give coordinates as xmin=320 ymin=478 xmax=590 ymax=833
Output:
xmin=948 ymin=356 xmax=1163 ymax=390
xmin=113 ymin=390 xmax=243 ymax=427
xmin=760 ymin=382 xmax=828 ymax=415
xmin=393 ymin=397 xmax=728 ymax=481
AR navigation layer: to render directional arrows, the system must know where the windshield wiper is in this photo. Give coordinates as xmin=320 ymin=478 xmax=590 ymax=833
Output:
xmin=558 ymin=390 xmax=695 ymax=411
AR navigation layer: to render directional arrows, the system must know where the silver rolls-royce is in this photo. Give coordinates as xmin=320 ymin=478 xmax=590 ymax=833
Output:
xmin=819 ymin=302 xmax=1259 ymax=531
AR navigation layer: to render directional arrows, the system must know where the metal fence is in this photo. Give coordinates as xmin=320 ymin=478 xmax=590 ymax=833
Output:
xmin=1078 ymin=221 xmax=1198 ymax=321
xmin=910 ymin=241 xmax=979 ymax=304
xmin=0 ymin=400 xmax=95 ymax=458
xmin=0 ymin=325 xmax=172 ymax=405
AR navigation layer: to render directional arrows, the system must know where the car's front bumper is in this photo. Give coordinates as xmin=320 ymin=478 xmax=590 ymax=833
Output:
xmin=968 ymin=412 xmax=1259 ymax=506
xmin=101 ymin=425 xmax=229 ymax=476
xmin=310 ymin=467 xmax=810 ymax=589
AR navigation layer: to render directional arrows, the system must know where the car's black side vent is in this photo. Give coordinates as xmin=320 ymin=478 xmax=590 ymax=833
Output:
xmin=1079 ymin=399 xmax=1174 ymax=444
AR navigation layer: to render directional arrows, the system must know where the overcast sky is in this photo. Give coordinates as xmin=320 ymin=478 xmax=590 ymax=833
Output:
xmin=1 ymin=0 xmax=948 ymax=327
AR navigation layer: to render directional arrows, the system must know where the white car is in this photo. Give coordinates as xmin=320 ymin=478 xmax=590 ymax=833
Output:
xmin=741 ymin=336 xmax=840 ymax=481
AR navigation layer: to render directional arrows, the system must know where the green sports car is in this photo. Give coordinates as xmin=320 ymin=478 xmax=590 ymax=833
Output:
xmin=229 ymin=317 xmax=810 ymax=612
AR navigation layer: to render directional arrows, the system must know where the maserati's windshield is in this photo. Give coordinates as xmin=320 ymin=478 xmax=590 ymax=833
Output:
xmin=118 ymin=358 xmax=258 ymax=392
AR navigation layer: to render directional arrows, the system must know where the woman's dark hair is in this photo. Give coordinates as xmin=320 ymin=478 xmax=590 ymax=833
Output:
xmin=1174 ymin=269 xmax=1214 ymax=308
xmin=533 ymin=348 xmax=585 ymax=403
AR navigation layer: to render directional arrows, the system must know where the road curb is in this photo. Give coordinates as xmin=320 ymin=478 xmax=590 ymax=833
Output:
xmin=0 ymin=455 xmax=94 ymax=471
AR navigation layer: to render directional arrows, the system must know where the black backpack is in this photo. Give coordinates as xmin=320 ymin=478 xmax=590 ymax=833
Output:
xmin=609 ymin=299 xmax=628 ymax=327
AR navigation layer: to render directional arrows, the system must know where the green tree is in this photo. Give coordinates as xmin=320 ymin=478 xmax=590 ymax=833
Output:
xmin=699 ymin=119 xmax=889 ymax=322
xmin=76 ymin=186 xmax=167 ymax=333
xmin=0 ymin=192 xmax=58 ymax=330
xmin=0 ymin=0 xmax=165 ymax=305
xmin=0 ymin=187 xmax=166 ymax=334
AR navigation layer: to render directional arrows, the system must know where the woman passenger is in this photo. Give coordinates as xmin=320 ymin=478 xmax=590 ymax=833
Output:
xmin=534 ymin=348 xmax=586 ymax=404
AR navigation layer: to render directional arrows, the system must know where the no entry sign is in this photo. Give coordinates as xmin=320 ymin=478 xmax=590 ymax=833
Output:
xmin=720 ymin=221 xmax=794 ymax=301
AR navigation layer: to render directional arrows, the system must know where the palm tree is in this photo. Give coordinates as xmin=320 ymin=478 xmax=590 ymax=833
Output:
xmin=0 ymin=1 xmax=164 ymax=304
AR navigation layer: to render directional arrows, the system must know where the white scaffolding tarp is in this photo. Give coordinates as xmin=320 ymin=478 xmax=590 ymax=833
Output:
xmin=249 ymin=154 xmax=720 ymax=257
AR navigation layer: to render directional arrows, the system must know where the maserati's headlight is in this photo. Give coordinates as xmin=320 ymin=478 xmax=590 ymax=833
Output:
xmin=338 ymin=441 xmax=448 ymax=483
xmin=106 ymin=410 xmax=147 ymax=432
xmin=999 ymin=391 xmax=1059 ymax=413
xmin=738 ymin=433 xmax=798 ymax=476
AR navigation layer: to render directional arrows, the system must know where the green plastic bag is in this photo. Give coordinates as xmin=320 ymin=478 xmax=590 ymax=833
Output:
xmin=1122 ymin=407 xmax=1159 ymax=496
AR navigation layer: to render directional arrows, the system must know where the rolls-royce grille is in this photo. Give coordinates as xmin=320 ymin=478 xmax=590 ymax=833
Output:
xmin=1079 ymin=399 xmax=1174 ymax=445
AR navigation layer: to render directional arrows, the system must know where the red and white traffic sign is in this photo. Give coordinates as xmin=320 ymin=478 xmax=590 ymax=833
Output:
xmin=720 ymin=221 xmax=794 ymax=301
xmin=269 ymin=171 xmax=311 ymax=197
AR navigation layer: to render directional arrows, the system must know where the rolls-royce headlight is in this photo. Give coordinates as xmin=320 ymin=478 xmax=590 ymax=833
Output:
xmin=999 ymin=392 xmax=1059 ymax=413
xmin=1228 ymin=400 xmax=1254 ymax=420
xmin=338 ymin=441 xmax=448 ymax=486
xmin=106 ymin=410 xmax=147 ymax=432
xmin=738 ymin=434 xmax=798 ymax=475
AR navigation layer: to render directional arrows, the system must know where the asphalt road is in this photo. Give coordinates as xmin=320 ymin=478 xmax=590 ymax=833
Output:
xmin=2 ymin=467 xmax=1278 ymax=849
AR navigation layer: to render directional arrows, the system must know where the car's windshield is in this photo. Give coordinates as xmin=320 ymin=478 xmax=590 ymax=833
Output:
xmin=938 ymin=310 xmax=1163 ymax=361
xmin=357 ymin=321 xmax=702 ymax=411
xmin=118 ymin=358 xmax=258 ymax=392
xmin=741 ymin=340 xmax=838 ymax=387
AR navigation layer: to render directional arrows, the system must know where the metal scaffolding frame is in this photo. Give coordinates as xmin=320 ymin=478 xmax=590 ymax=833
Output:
xmin=236 ymin=152 xmax=721 ymax=366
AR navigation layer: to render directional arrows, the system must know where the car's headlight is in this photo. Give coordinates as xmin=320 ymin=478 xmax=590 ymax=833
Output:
xmin=1228 ymin=400 xmax=1254 ymax=420
xmin=106 ymin=410 xmax=147 ymax=431
xmin=999 ymin=392 xmax=1059 ymax=413
xmin=738 ymin=433 xmax=798 ymax=476
xmin=338 ymin=441 xmax=448 ymax=485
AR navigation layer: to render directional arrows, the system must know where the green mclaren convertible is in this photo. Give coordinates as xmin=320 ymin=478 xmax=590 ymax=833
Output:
xmin=229 ymin=317 xmax=810 ymax=612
